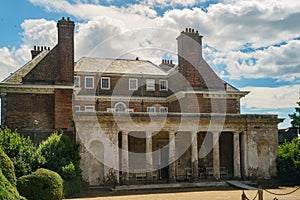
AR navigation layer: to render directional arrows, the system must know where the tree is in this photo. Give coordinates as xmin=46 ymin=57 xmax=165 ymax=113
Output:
xmin=289 ymin=98 xmax=300 ymax=128
xmin=38 ymin=132 xmax=81 ymax=196
xmin=277 ymin=138 xmax=300 ymax=184
xmin=0 ymin=128 xmax=45 ymax=177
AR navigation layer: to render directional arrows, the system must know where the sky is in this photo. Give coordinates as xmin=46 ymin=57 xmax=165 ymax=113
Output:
xmin=0 ymin=0 xmax=299 ymax=128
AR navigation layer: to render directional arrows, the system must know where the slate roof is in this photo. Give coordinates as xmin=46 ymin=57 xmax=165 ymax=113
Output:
xmin=75 ymin=57 xmax=168 ymax=76
xmin=2 ymin=50 xmax=50 ymax=83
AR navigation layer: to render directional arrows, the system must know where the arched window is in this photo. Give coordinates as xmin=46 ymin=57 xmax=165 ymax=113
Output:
xmin=115 ymin=102 xmax=126 ymax=112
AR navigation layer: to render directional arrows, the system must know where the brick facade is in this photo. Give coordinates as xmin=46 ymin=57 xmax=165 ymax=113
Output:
xmin=0 ymin=18 xmax=283 ymax=185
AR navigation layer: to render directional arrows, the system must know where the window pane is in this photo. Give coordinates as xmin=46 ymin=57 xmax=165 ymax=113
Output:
xmin=115 ymin=103 xmax=126 ymax=112
xmin=146 ymin=79 xmax=155 ymax=91
xmin=160 ymin=80 xmax=168 ymax=91
xmin=147 ymin=107 xmax=156 ymax=112
xmin=85 ymin=77 xmax=94 ymax=89
xmin=74 ymin=76 xmax=80 ymax=87
xmin=74 ymin=106 xmax=80 ymax=112
xmin=129 ymin=79 xmax=137 ymax=90
xmin=101 ymin=77 xmax=110 ymax=89
xmin=85 ymin=106 xmax=95 ymax=112
xmin=160 ymin=107 xmax=168 ymax=112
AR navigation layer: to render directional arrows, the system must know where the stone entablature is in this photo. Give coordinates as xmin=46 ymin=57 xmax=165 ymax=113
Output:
xmin=75 ymin=112 xmax=281 ymax=185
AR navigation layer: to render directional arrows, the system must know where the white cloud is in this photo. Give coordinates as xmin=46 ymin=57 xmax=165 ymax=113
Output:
xmin=2 ymin=0 xmax=300 ymax=84
xmin=240 ymin=84 xmax=300 ymax=110
xmin=211 ymin=39 xmax=300 ymax=80
xmin=0 ymin=46 xmax=31 ymax=81
xmin=21 ymin=19 xmax=57 ymax=48
xmin=142 ymin=0 xmax=197 ymax=8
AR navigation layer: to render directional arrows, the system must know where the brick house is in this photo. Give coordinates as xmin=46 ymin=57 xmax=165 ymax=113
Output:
xmin=0 ymin=18 xmax=282 ymax=185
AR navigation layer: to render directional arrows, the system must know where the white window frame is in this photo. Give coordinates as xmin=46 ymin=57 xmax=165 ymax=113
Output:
xmin=146 ymin=79 xmax=155 ymax=91
xmin=74 ymin=76 xmax=80 ymax=88
xmin=147 ymin=107 xmax=156 ymax=113
xmin=74 ymin=105 xmax=80 ymax=112
xmin=159 ymin=80 xmax=168 ymax=91
xmin=159 ymin=107 xmax=168 ymax=113
xmin=101 ymin=77 xmax=110 ymax=90
xmin=115 ymin=102 xmax=127 ymax=112
xmin=85 ymin=76 xmax=94 ymax=89
xmin=129 ymin=78 xmax=138 ymax=91
xmin=85 ymin=105 xmax=95 ymax=112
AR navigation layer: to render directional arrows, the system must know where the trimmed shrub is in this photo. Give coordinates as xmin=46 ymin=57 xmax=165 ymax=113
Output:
xmin=0 ymin=128 xmax=45 ymax=177
xmin=0 ymin=169 xmax=25 ymax=200
xmin=17 ymin=168 xmax=63 ymax=200
xmin=0 ymin=148 xmax=16 ymax=186
xmin=38 ymin=132 xmax=81 ymax=196
xmin=277 ymin=138 xmax=300 ymax=184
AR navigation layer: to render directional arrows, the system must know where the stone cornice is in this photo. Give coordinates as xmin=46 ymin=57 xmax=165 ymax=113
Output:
xmin=73 ymin=90 xmax=249 ymax=103
xmin=0 ymin=83 xmax=73 ymax=94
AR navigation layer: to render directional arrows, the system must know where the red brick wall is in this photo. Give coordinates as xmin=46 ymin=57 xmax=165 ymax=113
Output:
xmin=54 ymin=89 xmax=73 ymax=131
xmin=4 ymin=93 xmax=55 ymax=130
xmin=23 ymin=46 xmax=59 ymax=84
xmin=168 ymin=94 xmax=239 ymax=114
xmin=57 ymin=18 xmax=74 ymax=84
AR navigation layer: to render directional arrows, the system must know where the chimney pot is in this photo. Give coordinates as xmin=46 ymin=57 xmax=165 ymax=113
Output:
xmin=67 ymin=17 xmax=70 ymax=21
xmin=44 ymin=46 xmax=47 ymax=51
xmin=62 ymin=17 xmax=65 ymax=20
xmin=196 ymin=30 xmax=198 ymax=33
xmin=170 ymin=60 xmax=173 ymax=64
xmin=189 ymin=28 xmax=191 ymax=32
xmin=192 ymin=29 xmax=194 ymax=33
xmin=48 ymin=47 xmax=50 ymax=50
xmin=34 ymin=45 xmax=36 ymax=51
xmin=186 ymin=28 xmax=188 ymax=32
xmin=37 ymin=46 xmax=40 ymax=51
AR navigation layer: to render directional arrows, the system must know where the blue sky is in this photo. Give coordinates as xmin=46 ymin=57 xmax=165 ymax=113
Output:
xmin=0 ymin=0 xmax=299 ymax=128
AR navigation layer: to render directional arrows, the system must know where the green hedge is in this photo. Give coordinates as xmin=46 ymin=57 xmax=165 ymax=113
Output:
xmin=0 ymin=169 xmax=25 ymax=200
xmin=39 ymin=133 xmax=81 ymax=196
xmin=0 ymin=128 xmax=45 ymax=177
xmin=0 ymin=148 xmax=16 ymax=186
xmin=17 ymin=168 xmax=63 ymax=200
xmin=277 ymin=138 xmax=300 ymax=184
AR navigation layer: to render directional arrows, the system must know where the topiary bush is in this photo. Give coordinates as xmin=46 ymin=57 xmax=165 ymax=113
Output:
xmin=0 ymin=169 xmax=25 ymax=200
xmin=0 ymin=147 xmax=16 ymax=186
xmin=17 ymin=168 xmax=63 ymax=200
xmin=38 ymin=132 xmax=81 ymax=196
xmin=0 ymin=128 xmax=45 ymax=177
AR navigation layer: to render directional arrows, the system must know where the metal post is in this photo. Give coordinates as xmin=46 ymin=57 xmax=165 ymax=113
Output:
xmin=241 ymin=191 xmax=246 ymax=200
xmin=258 ymin=189 xmax=263 ymax=200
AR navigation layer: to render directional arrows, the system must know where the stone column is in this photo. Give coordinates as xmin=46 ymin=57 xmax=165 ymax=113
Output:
xmin=233 ymin=132 xmax=241 ymax=179
xmin=213 ymin=132 xmax=220 ymax=179
xmin=191 ymin=131 xmax=198 ymax=180
xmin=169 ymin=131 xmax=176 ymax=182
xmin=121 ymin=132 xmax=129 ymax=184
xmin=146 ymin=131 xmax=153 ymax=181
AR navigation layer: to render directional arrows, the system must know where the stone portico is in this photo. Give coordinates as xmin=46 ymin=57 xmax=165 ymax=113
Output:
xmin=76 ymin=112 xmax=280 ymax=185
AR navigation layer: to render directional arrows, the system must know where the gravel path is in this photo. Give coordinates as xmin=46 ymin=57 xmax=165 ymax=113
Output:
xmin=66 ymin=186 xmax=300 ymax=200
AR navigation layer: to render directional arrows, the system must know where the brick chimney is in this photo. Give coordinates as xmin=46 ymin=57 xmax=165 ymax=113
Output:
xmin=57 ymin=17 xmax=75 ymax=85
xmin=176 ymin=28 xmax=224 ymax=90
xmin=30 ymin=46 xmax=50 ymax=59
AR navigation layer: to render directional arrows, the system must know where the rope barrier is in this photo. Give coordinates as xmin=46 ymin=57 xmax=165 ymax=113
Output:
xmin=264 ymin=186 xmax=300 ymax=196
xmin=242 ymin=190 xmax=259 ymax=200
